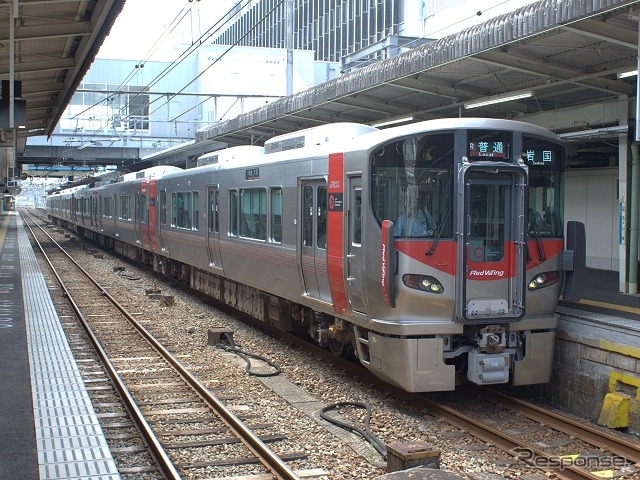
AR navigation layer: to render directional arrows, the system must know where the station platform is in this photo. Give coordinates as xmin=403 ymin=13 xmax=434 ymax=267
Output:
xmin=0 ymin=212 xmax=119 ymax=480
xmin=559 ymin=267 xmax=640 ymax=321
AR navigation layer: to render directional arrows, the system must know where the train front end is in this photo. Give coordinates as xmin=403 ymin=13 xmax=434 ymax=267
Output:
xmin=358 ymin=119 xmax=584 ymax=392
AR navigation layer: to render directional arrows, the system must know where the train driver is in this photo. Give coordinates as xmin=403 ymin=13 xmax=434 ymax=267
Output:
xmin=394 ymin=201 xmax=438 ymax=238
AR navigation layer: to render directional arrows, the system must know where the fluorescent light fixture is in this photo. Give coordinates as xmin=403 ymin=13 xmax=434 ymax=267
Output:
xmin=617 ymin=69 xmax=637 ymax=79
xmin=371 ymin=115 xmax=414 ymax=128
xmin=558 ymin=125 xmax=628 ymax=139
xmin=464 ymin=90 xmax=533 ymax=109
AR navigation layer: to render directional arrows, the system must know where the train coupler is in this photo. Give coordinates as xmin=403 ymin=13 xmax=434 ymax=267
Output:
xmin=467 ymin=351 xmax=510 ymax=385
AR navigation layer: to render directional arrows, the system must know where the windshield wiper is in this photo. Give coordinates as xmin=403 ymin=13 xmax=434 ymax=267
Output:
xmin=528 ymin=208 xmax=546 ymax=261
xmin=426 ymin=208 xmax=450 ymax=256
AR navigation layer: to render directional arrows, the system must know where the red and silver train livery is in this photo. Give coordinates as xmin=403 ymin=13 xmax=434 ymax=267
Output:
xmin=47 ymin=118 xmax=585 ymax=392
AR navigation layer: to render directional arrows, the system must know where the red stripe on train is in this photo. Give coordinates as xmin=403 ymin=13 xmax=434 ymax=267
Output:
xmin=327 ymin=152 xmax=349 ymax=316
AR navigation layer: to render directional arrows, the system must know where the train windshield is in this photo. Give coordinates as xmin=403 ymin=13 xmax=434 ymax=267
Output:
xmin=522 ymin=135 xmax=564 ymax=238
xmin=371 ymin=132 xmax=454 ymax=238
xmin=465 ymin=129 xmax=564 ymax=238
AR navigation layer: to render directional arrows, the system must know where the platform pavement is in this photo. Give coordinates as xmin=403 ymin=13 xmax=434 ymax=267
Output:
xmin=0 ymin=212 xmax=119 ymax=480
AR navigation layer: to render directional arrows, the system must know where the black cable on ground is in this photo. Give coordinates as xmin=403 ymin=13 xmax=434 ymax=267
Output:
xmin=117 ymin=271 xmax=141 ymax=281
xmin=213 ymin=336 xmax=281 ymax=377
xmin=319 ymin=402 xmax=387 ymax=459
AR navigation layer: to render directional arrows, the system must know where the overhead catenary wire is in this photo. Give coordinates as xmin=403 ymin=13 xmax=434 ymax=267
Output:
xmin=71 ymin=2 xmax=196 ymax=122
xmin=70 ymin=0 xmax=255 ymax=152
xmin=158 ymin=0 xmax=286 ymax=122
xmin=108 ymin=0 xmax=259 ymax=120
xmin=165 ymin=0 xmax=534 ymax=125
xmin=69 ymin=0 xmax=543 ymax=167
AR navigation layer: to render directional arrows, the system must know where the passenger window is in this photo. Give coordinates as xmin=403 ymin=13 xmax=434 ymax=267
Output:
xmin=120 ymin=195 xmax=130 ymax=220
xmin=159 ymin=191 xmax=166 ymax=226
xmin=302 ymin=186 xmax=313 ymax=247
xmin=192 ymin=191 xmax=199 ymax=230
xmin=171 ymin=193 xmax=177 ymax=227
xmin=175 ymin=192 xmax=192 ymax=229
xmin=229 ymin=190 xmax=238 ymax=236
xmin=353 ymin=187 xmax=362 ymax=246
xmin=208 ymin=189 xmax=219 ymax=233
xmin=270 ymin=187 xmax=282 ymax=243
xmin=141 ymin=195 xmax=148 ymax=223
xmin=317 ymin=186 xmax=327 ymax=249
xmin=239 ymin=188 xmax=267 ymax=240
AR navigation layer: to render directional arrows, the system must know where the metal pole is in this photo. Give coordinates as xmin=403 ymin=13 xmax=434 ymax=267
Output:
xmin=10 ymin=0 xmax=16 ymax=131
xmin=619 ymin=128 xmax=628 ymax=293
xmin=9 ymin=0 xmax=17 ymax=191
xmin=630 ymin=142 xmax=639 ymax=294
xmin=630 ymin=18 xmax=640 ymax=293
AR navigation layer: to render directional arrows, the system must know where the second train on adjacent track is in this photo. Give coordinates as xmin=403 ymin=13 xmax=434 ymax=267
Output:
xmin=46 ymin=118 xmax=585 ymax=392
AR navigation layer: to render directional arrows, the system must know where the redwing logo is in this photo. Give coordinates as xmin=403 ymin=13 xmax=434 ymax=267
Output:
xmin=469 ymin=269 xmax=505 ymax=277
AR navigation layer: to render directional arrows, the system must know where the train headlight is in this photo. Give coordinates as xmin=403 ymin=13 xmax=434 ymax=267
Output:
xmin=403 ymin=274 xmax=444 ymax=294
xmin=527 ymin=271 xmax=559 ymax=291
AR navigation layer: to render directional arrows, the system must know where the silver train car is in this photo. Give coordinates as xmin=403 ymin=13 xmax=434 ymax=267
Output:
xmin=47 ymin=118 xmax=585 ymax=392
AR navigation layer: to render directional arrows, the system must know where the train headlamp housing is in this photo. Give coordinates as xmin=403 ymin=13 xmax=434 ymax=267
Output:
xmin=527 ymin=271 xmax=559 ymax=291
xmin=402 ymin=274 xmax=444 ymax=294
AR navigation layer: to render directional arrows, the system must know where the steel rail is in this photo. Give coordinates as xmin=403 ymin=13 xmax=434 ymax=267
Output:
xmin=481 ymin=389 xmax=640 ymax=463
xmin=212 ymin=316 xmax=634 ymax=480
xmin=23 ymin=212 xmax=301 ymax=480
xmin=21 ymin=211 xmax=182 ymax=480
xmin=420 ymin=395 xmax=605 ymax=480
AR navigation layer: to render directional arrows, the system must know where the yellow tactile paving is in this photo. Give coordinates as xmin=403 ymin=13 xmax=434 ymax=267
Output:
xmin=576 ymin=298 xmax=640 ymax=316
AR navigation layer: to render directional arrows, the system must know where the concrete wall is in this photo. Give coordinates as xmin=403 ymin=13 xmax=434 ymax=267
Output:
xmin=565 ymin=168 xmax=619 ymax=270
xmin=536 ymin=309 xmax=640 ymax=434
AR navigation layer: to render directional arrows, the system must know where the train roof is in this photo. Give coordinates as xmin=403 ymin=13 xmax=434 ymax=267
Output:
xmin=364 ymin=118 xmax=563 ymax=145
xmin=49 ymin=119 xmax=563 ymax=195
xmin=171 ymin=119 xmax=563 ymax=175
xmin=117 ymin=165 xmax=183 ymax=183
xmin=264 ymin=123 xmax=378 ymax=154
xmin=48 ymin=184 xmax=91 ymax=196
xmin=196 ymin=145 xmax=264 ymax=167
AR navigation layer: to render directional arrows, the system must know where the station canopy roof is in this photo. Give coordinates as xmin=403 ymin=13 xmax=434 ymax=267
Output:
xmin=1 ymin=0 xmax=124 ymax=152
xmin=8 ymin=0 xmax=640 ymax=170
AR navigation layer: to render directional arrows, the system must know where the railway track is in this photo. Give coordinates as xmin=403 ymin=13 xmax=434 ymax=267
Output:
xmin=29 ymin=208 xmax=640 ymax=480
xmin=417 ymin=388 xmax=640 ymax=480
xmin=21 ymin=210 xmax=321 ymax=480
xmin=216 ymin=276 xmax=640 ymax=479
xmin=270 ymin=338 xmax=640 ymax=480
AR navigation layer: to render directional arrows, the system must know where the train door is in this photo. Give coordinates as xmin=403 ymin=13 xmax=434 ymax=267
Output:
xmin=206 ymin=186 xmax=223 ymax=270
xmin=158 ymin=189 xmax=168 ymax=252
xmin=81 ymin=197 xmax=87 ymax=225
xmin=95 ymin=193 xmax=103 ymax=232
xmin=89 ymin=196 xmax=94 ymax=228
xmin=300 ymin=179 xmax=330 ymax=301
xmin=346 ymin=176 xmax=366 ymax=313
xmin=113 ymin=193 xmax=119 ymax=237
xmin=139 ymin=183 xmax=149 ymax=249
xmin=148 ymin=179 xmax=157 ymax=251
xmin=97 ymin=194 xmax=103 ymax=232
xmin=134 ymin=192 xmax=141 ymax=244
xmin=457 ymin=167 xmax=526 ymax=322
